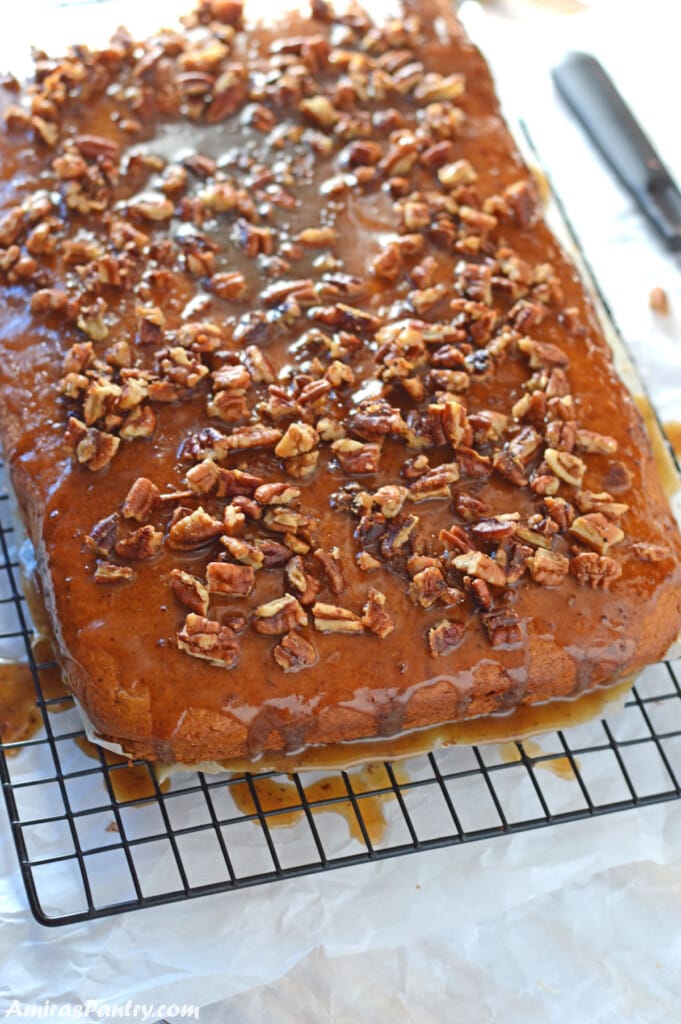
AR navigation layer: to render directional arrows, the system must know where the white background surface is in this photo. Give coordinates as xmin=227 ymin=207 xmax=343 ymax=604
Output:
xmin=1 ymin=1 xmax=681 ymax=1020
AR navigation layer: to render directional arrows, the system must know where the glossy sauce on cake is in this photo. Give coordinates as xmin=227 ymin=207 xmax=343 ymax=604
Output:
xmin=0 ymin=0 xmax=679 ymax=764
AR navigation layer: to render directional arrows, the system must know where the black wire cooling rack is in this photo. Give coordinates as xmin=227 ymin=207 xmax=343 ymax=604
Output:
xmin=1 ymin=463 xmax=681 ymax=927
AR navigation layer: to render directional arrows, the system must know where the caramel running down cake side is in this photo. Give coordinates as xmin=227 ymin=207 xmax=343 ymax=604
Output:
xmin=0 ymin=0 xmax=679 ymax=764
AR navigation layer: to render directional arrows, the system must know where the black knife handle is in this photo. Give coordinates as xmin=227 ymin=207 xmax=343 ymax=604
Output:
xmin=552 ymin=52 xmax=681 ymax=250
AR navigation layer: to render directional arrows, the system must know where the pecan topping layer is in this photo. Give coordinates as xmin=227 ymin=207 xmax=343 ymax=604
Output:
xmin=23 ymin=0 xmax=647 ymax=672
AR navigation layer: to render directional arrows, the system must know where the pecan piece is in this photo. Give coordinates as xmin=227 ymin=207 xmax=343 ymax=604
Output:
xmin=361 ymin=588 xmax=394 ymax=638
xmin=254 ymin=482 xmax=300 ymax=506
xmin=170 ymin=569 xmax=210 ymax=616
xmin=452 ymin=551 xmax=506 ymax=587
xmin=274 ymin=422 xmax=319 ymax=458
xmin=177 ymin=614 xmax=240 ymax=668
xmin=273 ymin=631 xmax=318 ymax=672
xmin=285 ymin=555 xmax=321 ymax=605
xmin=94 ymin=562 xmax=135 ymax=584
xmin=66 ymin=418 xmax=120 ymax=472
xmin=206 ymin=561 xmax=255 ymax=597
xmin=574 ymin=429 xmax=618 ymax=455
xmin=114 ymin=525 xmax=163 ymax=561
xmin=569 ymin=513 xmax=624 ymax=554
xmin=481 ymin=609 xmax=523 ymax=648
xmin=253 ymin=595 xmax=307 ymax=635
xmin=428 ymin=619 xmax=465 ymax=656
xmin=408 ymin=566 xmax=446 ymax=608
xmin=121 ymin=477 xmax=159 ymax=522
xmin=544 ymin=448 xmax=587 ymax=487
xmin=332 ymin=438 xmax=381 ymax=474
xmin=408 ymin=464 xmax=459 ymax=502
xmin=311 ymin=602 xmax=363 ymax=634
xmin=166 ymin=506 xmax=223 ymax=550
xmin=526 ymin=548 xmax=570 ymax=587
xmin=570 ymin=552 xmax=622 ymax=589
xmin=313 ymin=547 xmax=345 ymax=596
xmin=221 ymin=535 xmax=265 ymax=569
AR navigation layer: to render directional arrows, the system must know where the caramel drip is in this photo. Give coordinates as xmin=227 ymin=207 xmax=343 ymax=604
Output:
xmin=0 ymin=661 xmax=42 ymax=754
xmin=499 ymin=738 xmax=578 ymax=780
xmin=228 ymin=761 xmax=410 ymax=844
xmin=217 ymin=674 xmax=636 ymax=773
xmin=74 ymin=736 xmax=170 ymax=804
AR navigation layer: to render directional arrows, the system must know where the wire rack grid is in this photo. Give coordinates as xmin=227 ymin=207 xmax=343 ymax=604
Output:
xmin=1 ymin=468 xmax=681 ymax=927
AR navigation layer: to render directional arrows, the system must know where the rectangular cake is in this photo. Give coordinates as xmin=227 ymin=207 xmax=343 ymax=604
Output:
xmin=0 ymin=0 xmax=679 ymax=764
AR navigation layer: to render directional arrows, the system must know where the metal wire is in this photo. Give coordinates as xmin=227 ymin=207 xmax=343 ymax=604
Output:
xmin=1 ymin=461 xmax=681 ymax=927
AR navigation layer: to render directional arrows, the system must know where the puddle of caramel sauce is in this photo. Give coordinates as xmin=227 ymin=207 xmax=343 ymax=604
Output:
xmin=498 ymin=739 xmax=578 ymax=780
xmin=634 ymin=396 xmax=681 ymax=497
xmin=0 ymin=661 xmax=42 ymax=754
xmin=663 ymin=421 xmax=681 ymax=460
xmin=217 ymin=675 xmax=636 ymax=775
xmin=229 ymin=761 xmax=411 ymax=845
xmin=74 ymin=735 xmax=170 ymax=804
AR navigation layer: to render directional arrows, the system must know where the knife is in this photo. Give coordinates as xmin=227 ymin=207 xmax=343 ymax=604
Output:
xmin=552 ymin=52 xmax=681 ymax=251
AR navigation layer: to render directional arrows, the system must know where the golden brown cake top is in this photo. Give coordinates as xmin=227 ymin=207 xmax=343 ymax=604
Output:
xmin=0 ymin=0 xmax=679 ymax=761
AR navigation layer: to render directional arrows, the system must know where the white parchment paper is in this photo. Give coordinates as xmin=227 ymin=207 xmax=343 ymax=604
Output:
xmin=1 ymin=1 xmax=681 ymax=1020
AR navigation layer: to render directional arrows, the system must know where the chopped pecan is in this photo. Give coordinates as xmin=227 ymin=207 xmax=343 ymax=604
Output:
xmin=225 ymin=425 xmax=283 ymax=452
xmin=408 ymin=566 xmax=446 ymax=608
xmin=66 ymin=418 xmax=120 ymax=471
xmin=440 ymin=523 xmax=474 ymax=555
xmin=94 ymin=562 xmax=135 ymax=584
xmin=452 ymin=550 xmax=506 ymax=587
xmin=312 ymin=601 xmax=363 ymax=634
xmin=408 ymin=463 xmax=460 ymax=502
xmin=221 ymin=535 xmax=265 ymax=569
xmin=361 ymin=588 xmax=394 ymax=638
xmin=254 ymin=482 xmax=300 ymax=506
xmin=295 ymin=226 xmax=338 ymax=247
xmin=428 ymin=619 xmax=465 ymax=656
xmin=177 ymin=614 xmax=240 ymax=668
xmin=170 ymin=569 xmax=209 ymax=615
xmin=253 ymin=594 xmax=307 ymax=635
xmin=273 ymin=631 xmax=318 ymax=671
xmin=370 ymin=484 xmax=409 ymax=518
xmin=332 ymin=438 xmax=381 ymax=474
xmin=543 ymin=496 xmax=574 ymax=531
xmin=569 ymin=513 xmax=624 ymax=554
xmin=187 ymin=459 xmax=220 ymax=494
xmin=517 ymin=336 xmax=568 ymax=369
xmin=299 ymin=95 xmax=339 ymax=128
xmin=121 ymin=477 xmax=159 ymax=522
xmin=166 ymin=506 xmax=223 ymax=550
xmin=570 ymin=552 xmax=622 ymax=589
xmin=574 ymin=429 xmax=618 ymax=455
xmin=356 ymin=551 xmax=382 ymax=572
xmin=481 ymin=608 xmax=523 ymax=648
xmin=371 ymin=242 xmax=403 ymax=282
xmin=470 ymin=517 xmax=518 ymax=544
xmin=206 ymin=561 xmax=255 ymax=597
xmin=526 ymin=548 xmax=570 ymax=586
xmin=114 ymin=525 xmax=163 ymax=561
xmin=120 ymin=405 xmax=156 ymax=440
xmin=274 ymin=422 xmax=319 ymax=458
xmin=575 ymin=492 xmax=628 ymax=519
xmin=544 ymin=448 xmax=586 ymax=487
xmin=313 ymin=547 xmax=345 ymax=596
xmin=285 ymin=555 xmax=321 ymax=605
xmin=454 ymin=492 xmax=489 ymax=521
xmin=128 ymin=192 xmax=175 ymax=221
xmin=87 ymin=513 xmax=120 ymax=557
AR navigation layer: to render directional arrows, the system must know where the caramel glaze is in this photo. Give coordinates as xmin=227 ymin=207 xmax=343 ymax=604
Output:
xmin=229 ymin=761 xmax=410 ymax=845
xmin=0 ymin=0 xmax=680 ymax=765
